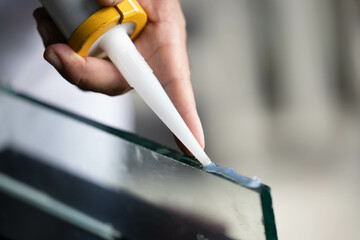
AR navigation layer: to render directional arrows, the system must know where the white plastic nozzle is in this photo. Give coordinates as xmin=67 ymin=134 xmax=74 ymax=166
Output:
xmin=98 ymin=25 xmax=212 ymax=167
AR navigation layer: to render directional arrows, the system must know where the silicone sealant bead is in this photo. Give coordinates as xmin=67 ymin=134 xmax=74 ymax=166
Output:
xmin=203 ymin=163 xmax=262 ymax=189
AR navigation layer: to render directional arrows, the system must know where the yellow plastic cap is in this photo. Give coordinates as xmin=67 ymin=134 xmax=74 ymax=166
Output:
xmin=68 ymin=0 xmax=147 ymax=57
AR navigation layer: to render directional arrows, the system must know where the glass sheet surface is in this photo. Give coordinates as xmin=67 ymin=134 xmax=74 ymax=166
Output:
xmin=0 ymin=87 xmax=277 ymax=240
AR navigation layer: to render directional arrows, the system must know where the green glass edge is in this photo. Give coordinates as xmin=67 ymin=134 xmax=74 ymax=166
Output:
xmin=1 ymin=86 xmax=278 ymax=239
xmin=260 ymin=186 xmax=278 ymax=240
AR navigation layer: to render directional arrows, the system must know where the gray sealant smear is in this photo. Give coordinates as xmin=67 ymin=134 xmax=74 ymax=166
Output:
xmin=203 ymin=163 xmax=262 ymax=189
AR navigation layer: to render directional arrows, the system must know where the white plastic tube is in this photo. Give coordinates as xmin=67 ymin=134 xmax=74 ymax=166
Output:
xmin=99 ymin=26 xmax=212 ymax=167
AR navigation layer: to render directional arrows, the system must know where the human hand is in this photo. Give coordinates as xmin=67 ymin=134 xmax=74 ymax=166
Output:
xmin=33 ymin=0 xmax=205 ymax=155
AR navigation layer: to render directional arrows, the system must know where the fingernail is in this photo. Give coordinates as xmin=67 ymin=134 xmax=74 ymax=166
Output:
xmin=37 ymin=23 xmax=50 ymax=46
xmin=45 ymin=51 xmax=62 ymax=70
xmin=101 ymin=0 xmax=120 ymax=6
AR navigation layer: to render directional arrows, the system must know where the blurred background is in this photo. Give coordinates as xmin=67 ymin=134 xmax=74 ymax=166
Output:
xmin=1 ymin=0 xmax=360 ymax=239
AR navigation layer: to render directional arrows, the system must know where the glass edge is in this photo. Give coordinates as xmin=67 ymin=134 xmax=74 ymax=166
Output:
xmin=0 ymin=86 xmax=269 ymax=191
xmin=260 ymin=185 xmax=278 ymax=240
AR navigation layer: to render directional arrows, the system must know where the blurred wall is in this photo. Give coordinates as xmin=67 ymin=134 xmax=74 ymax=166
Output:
xmin=134 ymin=0 xmax=360 ymax=239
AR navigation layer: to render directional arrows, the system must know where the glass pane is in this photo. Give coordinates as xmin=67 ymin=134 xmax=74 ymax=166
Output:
xmin=0 ymin=87 xmax=277 ymax=240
